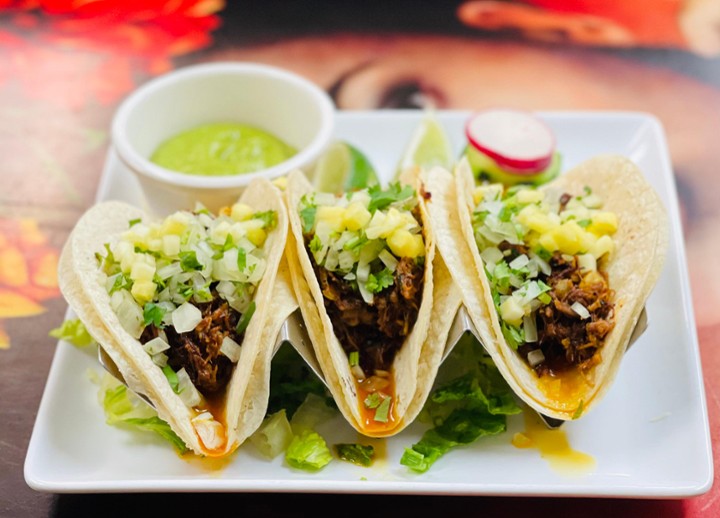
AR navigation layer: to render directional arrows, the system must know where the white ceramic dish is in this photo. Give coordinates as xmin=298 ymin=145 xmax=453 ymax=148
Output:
xmin=112 ymin=62 xmax=334 ymax=214
xmin=25 ymin=111 xmax=712 ymax=497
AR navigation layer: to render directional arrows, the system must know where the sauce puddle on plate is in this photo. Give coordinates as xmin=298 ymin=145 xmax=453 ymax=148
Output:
xmin=512 ymin=410 xmax=596 ymax=476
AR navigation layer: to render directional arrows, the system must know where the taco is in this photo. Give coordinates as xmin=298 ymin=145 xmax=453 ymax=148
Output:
xmin=58 ymin=179 xmax=288 ymax=456
xmin=285 ymin=169 xmax=461 ymax=437
xmin=423 ymin=155 xmax=668 ymax=420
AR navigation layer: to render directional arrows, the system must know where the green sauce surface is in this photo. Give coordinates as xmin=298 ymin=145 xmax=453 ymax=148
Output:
xmin=151 ymin=123 xmax=296 ymax=176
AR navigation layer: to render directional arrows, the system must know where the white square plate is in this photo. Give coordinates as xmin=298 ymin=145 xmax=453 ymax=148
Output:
xmin=25 ymin=111 xmax=712 ymax=496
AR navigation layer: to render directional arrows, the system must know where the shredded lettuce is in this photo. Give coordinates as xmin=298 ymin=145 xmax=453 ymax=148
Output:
xmin=250 ymin=409 xmax=294 ymax=459
xmin=97 ymin=372 xmax=188 ymax=454
xmin=335 ymin=443 xmax=374 ymax=467
xmin=49 ymin=319 xmax=94 ymax=347
xmin=401 ymin=335 xmax=521 ymax=473
xmin=285 ymin=430 xmax=332 ymax=471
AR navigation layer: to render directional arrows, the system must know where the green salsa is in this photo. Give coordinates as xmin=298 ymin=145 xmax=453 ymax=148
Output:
xmin=150 ymin=123 xmax=296 ymax=176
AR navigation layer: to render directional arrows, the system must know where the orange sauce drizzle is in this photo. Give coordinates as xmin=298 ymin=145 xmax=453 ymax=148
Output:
xmin=357 ymin=379 xmax=398 ymax=435
xmin=512 ymin=410 xmax=596 ymax=476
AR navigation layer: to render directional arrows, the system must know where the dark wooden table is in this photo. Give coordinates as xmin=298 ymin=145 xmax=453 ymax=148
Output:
xmin=1 ymin=2 xmax=718 ymax=516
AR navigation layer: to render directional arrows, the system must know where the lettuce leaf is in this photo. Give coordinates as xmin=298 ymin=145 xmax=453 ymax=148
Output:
xmin=285 ymin=430 xmax=332 ymax=471
xmin=401 ymin=335 xmax=521 ymax=473
xmin=335 ymin=443 xmax=374 ymax=467
xmin=97 ymin=372 xmax=188 ymax=454
xmin=250 ymin=410 xmax=294 ymax=459
xmin=49 ymin=319 xmax=94 ymax=347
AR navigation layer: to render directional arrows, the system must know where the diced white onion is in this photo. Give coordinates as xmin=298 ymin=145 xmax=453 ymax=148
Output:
xmin=220 ymin=336 xmax=242 ymax=363
xmin=157 ymin=262 xmax=182 ymax=280
xmin=152 ymin=352 xmax=168 ymax=367
xmin=480 ymin=247 xmax=503 ymax=266
xmin=523 ymin=313 xmax=538 ymax=343
xmin=143 ymin=336 xmax=170 ymax=355
xmin=571 ymin=301 xmax=590 ymax=320
xmin=577 ymin=253 xmax=597 ymax=272
xmin=351 ymin=364 xmax=366 ymax=380
xmin=528 ymin=349 xmax=545 ymax=367
xmin=192 ymin=412 xmax=224 ymax=450
xmin=172 ymin=302 xmax=202 ymax=333
xmin=110 ymin=290 xmax=144 ymax=339
xmin=530 ymin=252 xmax=552 ymax=276
xmin=177 ymin=368 xmax=202 ymax=407
xmin=509 ymin=254 xmax=529 ymax=270
xmin=378 ymin=249 xmax=399 ymax=272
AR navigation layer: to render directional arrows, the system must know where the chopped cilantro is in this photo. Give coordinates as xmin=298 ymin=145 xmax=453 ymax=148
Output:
xmin=501 ymin=321 xmax=524 ymax=350
xmin=162 ymin=365 xmax=180 ymax=394
xmin=309 ymin=235 xmax=323 ymax=253
xmin=179 ymin=250 xmax=202 ymax=272
xmin=343 ymin=234 xmax=367 ymax=251
xmin=472 ymin=210 xmax=490 ymax=225
xmin=109 ymin=273 xmax=132 ymax=294
xmin=254 ymin=210 xmax=277 ymax=230
xmin=237 ymin=247 xmax=247 ymax=271
xmin=367 ymin=183 xmax=415 ymax=212
xmin=128 ymin=218 xmax=141 ymax=227
xmin=584 ymin=186 xmax=592 ymax=196
xmin=578 ymin=219 xmax=591 ymax=228
xmin=366 ymin=268 xmax=394 ymax=293
xmin=374 ymin=396 xmax=391 ymax=423
xmin=299 ymin=204 xmax=317 ymax=234
xmin=212 ymin=234 xmax=235 ymax=260
xmin=236 ymin=301 xmax=256 ymax=334
xmin=143 ymin=302 xmax=166 ymax=328
xmin=349 ymin=351 xmax=359 ymax=367
xmin=364 ymin=393 xmax=382 ymax=409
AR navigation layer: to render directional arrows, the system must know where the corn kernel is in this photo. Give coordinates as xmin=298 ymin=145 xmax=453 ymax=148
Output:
xmin=538 ymin=233 xmax=559 ymax=252
xmin=342 ymin=202 xmax=371 ymax=231
xmin=162 ymin=234 xmax=180 ymax=257
xmin=246 ymin=227 xmax=267 ymax=247
xmin=387 ymin=229 xmax=424 ymax=258
xmin=316 ymin=206 xmax=346 ymax=232
xmin=500 ymin=297 xmax=524 ymax=327
xmin=161 ymin=215 xmax=187 ymax=236
xmin=516 ymin=189 xmax=544 ymax=204
xmin=231 ymin=203 xmax=254 ymax=222
xmin=588 ymin=211 xmax=618 ymax=236
xmin=131 ymin=280 xmax=156 ymax=305
xmin=130 ymin=261 xmax=155 ymax=282
xmin=589 ymin=235 xmax=614 ymax=259
xmin=553 ymin=222 xmax=583 ymax=255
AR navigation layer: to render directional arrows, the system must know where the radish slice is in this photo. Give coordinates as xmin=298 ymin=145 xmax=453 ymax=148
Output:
xmin=465 ymin=109 xmax=555 ymax=174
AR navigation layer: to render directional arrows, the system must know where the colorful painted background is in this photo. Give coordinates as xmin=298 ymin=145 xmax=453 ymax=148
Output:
xmin=1 ymin=1 xmax=718 ymax=516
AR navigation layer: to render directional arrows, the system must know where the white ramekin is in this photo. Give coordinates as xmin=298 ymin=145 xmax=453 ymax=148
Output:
xmin=112 ymin=62 xmax=335 ymax=214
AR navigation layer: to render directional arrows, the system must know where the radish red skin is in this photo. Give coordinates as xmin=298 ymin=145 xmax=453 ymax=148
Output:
xmin=465 ymin=109 xmax=556 ymax=174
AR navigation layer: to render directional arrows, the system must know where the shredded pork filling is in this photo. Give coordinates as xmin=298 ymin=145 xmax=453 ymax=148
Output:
xmin=517 ymin=252 xmax=615 ymax=376
xmin=140 ymin=292 xmax=244 ymax=395
xmin=310 ymin=255 xmax=423 ymax=378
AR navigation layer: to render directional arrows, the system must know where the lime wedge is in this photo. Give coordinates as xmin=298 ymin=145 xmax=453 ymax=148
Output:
xmin=313 ymin=141 xmax=378 ymax=194
xmin=396 ymin=115 xmax=454 ymax=178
